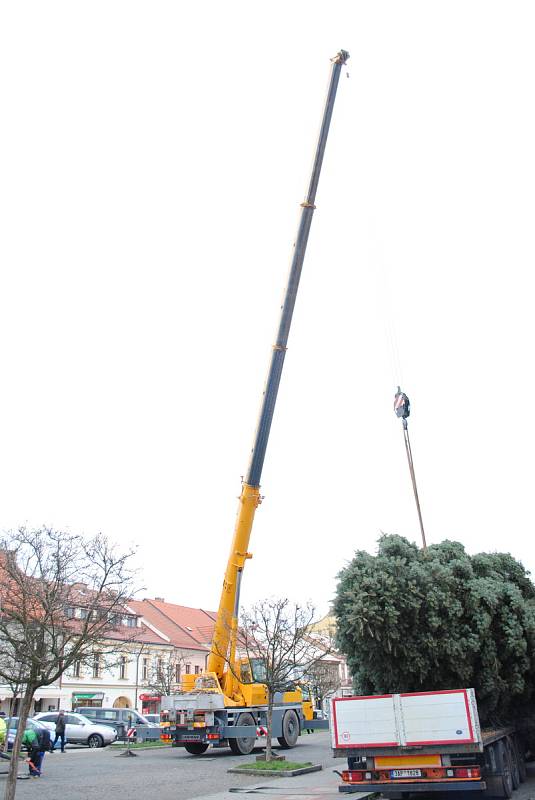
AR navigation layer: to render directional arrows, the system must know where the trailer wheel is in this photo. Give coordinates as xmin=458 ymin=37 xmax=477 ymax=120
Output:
xmin=513 ymin=737 xmax=526 ymax=783
xmin=229 ymin=713 xmax=256 ymax=756
xmin=184 ymin=743 xmax=209 ymax=755
xmin=277 ymin=710 xmax=299 ymax=749
xmin=506 ymin=737 xmax=520 ymax=790
xmin=495 ymin=741 xmax=514 ymax=799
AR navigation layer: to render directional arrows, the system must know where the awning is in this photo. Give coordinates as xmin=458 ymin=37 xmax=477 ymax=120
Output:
xmin=71 ymin=692 xmax=104 ymax=700
xmin=34 ymin=689 xmax=66 ymax=700
xmin=0 ymin=689 xmax=66 ymax=701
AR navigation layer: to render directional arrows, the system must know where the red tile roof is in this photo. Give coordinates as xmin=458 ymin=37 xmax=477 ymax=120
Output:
xmin=129 ymin=599 xmax=216 ymax=652
xmin=105 ymin=621 xmax=171 ymax=647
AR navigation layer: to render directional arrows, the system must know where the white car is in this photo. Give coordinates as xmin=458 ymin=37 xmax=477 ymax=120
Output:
xmin=34 ymin=712 xmax=117 ymax=748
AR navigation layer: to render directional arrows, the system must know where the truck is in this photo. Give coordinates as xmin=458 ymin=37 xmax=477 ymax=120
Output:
xmin=161 ymin=48 xmax=349 ymax=755
xmin=331 ymin=688 xmax=527 ymax=798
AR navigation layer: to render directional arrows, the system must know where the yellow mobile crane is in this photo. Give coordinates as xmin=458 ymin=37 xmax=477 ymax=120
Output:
xmin=162 ymin=49 xmax=349 ymax=755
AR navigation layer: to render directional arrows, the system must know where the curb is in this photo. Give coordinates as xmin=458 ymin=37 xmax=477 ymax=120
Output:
xmin=228 ymin=764 xmax=322 ymax=777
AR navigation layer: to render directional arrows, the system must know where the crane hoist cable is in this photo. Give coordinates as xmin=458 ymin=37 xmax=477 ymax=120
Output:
xmin=394 ymin=387 xmax=427 ymax=551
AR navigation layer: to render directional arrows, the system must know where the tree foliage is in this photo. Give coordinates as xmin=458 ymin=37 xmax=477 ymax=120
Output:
xmin=333 ymin=534 xmax=535 ymax=723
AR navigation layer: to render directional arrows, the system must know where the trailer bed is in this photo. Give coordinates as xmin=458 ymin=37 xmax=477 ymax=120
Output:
xmin=331 ymin=689 xmax=489 ymax=757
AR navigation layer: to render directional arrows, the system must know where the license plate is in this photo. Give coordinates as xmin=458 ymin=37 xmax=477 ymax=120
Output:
xmin=390 ymin=769 xmax=422 ymax=778
xmin=181 ymin=735 xmax=200 ymax=741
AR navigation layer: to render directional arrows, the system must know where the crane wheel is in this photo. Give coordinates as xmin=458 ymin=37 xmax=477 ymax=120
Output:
xmin=184 ymin=743 xmax=209 ymax=755
xmin=277 ymin=709 xmax=299 ymax=749
xmin=229 ymin=713 xmax=256 ymax=755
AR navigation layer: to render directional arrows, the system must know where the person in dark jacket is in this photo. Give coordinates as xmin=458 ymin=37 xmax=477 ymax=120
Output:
xmin=53 ymin=711 xmax=66 ymax=753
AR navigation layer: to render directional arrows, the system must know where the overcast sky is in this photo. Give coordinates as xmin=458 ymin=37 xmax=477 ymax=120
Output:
xmin=1 ymin=1 xmax=534 ymax=618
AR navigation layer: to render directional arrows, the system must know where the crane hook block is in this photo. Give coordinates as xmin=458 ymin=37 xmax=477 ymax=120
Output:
xmin=332 ymin=49 xmax=350 ymax=65
xmin=394 ymin=387 xmax=410 ymax=420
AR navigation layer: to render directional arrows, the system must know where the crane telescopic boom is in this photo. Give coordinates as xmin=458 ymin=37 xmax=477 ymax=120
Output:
xmin=208 ymin=49 xmax=349 ymax=683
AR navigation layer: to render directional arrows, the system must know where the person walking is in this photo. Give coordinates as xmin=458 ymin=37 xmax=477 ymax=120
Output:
xmin=53 ymin=711 xmax=66 ymax=753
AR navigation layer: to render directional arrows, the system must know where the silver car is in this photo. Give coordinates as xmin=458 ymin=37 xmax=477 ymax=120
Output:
xmin=34 ymin=711 xmax=117 ymax=748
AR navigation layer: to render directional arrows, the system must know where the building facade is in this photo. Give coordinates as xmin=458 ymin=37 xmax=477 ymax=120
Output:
xmin=128 ymin=597 xmax=215 ymax=714
xmin=0 ymin=597 xmax=216 ymax=715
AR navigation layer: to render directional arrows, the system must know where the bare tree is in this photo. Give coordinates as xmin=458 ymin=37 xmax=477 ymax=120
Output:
xmin=303 ymin=658 xmax=340 ymax=712
xmin=231 ymin=597 xmax=331 ymax=761
xmin=145 ymin=649 xmax=185 ymax=697
xmin=0 ymin=527 xmax=138 ymax=799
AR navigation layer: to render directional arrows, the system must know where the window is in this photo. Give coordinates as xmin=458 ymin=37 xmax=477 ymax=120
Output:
xmin=194 ymin=665 xmax=200 ymax=675
xmin=92 ymin=653 xmax=102 ymax=678
xmin=157 ymin=657 xmax=163 ymax=677
xmin=119 ymin=655 xmax=127 ymax=680
xmin=78 ymin=608 xmax=88 ymax=620
xmin=142 ymin=658 xmax=149 ymax=682
xmin=185 ymin=664 xmax=191 ymax=674
xmin=175 ymin=664 xmax=181 ymax=683
xmin=125 ymin=616 xmax=137 ymax=628
xmin=73 ymin=660 xmax=81 ymax=678
xmin=100 ymin=710 xmax=120 ymax=720
xmin=64 ymin=607 xmax=75 ymax=619
xmin=250 ymin=658 xmax=267 ymax=683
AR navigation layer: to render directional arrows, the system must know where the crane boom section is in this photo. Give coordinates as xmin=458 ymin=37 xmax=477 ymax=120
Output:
xmin=208 ymin=50 xmax=349 ymax=682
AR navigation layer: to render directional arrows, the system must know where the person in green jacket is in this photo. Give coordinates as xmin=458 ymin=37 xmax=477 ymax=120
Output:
xmin=0 ymin=713 xmax=7 ymax=747
xmin=21 ymin=728 xmax=41 ymax=777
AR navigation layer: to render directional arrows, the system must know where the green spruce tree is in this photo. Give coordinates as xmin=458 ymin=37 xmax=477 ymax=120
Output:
xmin=333 ymin=535 xmax=535 ymax=722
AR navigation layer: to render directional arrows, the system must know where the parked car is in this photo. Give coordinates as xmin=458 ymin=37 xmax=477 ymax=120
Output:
xmin=73 ymin=707 xmax=158 ymax=738
xmin=33 ymin=712 xmax=117 ymax=748
xmin=6 ymin=717 xmax=54 ymax=751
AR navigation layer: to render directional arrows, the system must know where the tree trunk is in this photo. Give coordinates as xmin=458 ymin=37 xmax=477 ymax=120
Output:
xmin=265 ymin=697 xmax=274 ymax=762
xmin=5 ymin=685 xmax=35 ymax=800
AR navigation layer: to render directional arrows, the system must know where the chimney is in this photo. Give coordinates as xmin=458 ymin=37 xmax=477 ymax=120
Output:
xmin=155 ymin=597 xmax=165 ymax=602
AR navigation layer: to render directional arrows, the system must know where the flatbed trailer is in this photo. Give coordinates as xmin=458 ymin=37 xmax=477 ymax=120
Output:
xmin=331 ymin=689 xmax=526 ymax=798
